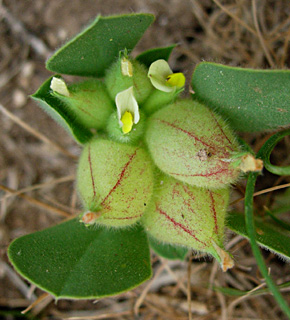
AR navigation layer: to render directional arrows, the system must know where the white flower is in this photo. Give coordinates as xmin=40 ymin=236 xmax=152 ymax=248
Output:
xmin=148 ymin=59 xmax=185 ymax=92
xmin=115 ymin=87 xmax=140 ymax=134
xmin=50 ymin=77 xmax=70 ymax=97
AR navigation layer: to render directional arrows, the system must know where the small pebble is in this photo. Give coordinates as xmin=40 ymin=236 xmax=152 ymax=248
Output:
xmin=13 ymin=89 xmax=27 ymax=108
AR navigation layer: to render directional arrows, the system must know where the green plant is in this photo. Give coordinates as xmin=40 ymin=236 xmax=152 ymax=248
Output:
xmin=7 ymin=13 xmax=290 ymax=316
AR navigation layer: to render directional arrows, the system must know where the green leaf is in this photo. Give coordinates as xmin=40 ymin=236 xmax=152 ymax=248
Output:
xmin=225 ymin=122 xmax=290 ymax=317
xmin=136 ymin=44 xmax=176 ymax=67
xmin=272 ymin=205 xmax=290 ymax=216
xmin=214 ymin=281 xmax=290 ymax=297
xmin=191 ymin=62 xmax=290 ymax=132
xmin=257 ymin=128 xmax=290 ymax=175
xmin=149 ymin=236 xmax=188 ymax=260
xmin=31 ymin=76 xmax=93 ymax=144
xmin=236 ymin=137 xmax=255 ymax=155
xmin=8 ymin=219 xmax=152 ymax=299
xmin=243 ymin=171 xmax=290 ymax=318
xmin=46 ymin=14 xmax=155 ymax=77
xmin=265 ymin=208 xmax=290 ymax=232
xmin=227 ymin=211 xmax=290 ymax=260
xmin=272 ymin=187 xmax=290 ymax=216
xmin=273 ymin=187 xmax=290 ymax=209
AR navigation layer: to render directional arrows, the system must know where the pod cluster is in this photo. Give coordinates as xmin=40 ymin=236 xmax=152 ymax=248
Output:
xmin=51 ymin=56 xmax=258 ymax=270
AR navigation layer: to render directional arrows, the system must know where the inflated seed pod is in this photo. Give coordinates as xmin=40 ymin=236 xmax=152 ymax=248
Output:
xmin=77 ymin=138 xmax=154 ymax=227
xmin=142 ymin=175 xmax=234 ymax=271
xmin=50 ymin=77 xmax=114 ymax=130
xmin=105 ymin=56 xmax=153 ymax=104
xmin=145 ymin=99 xmax=242 ymax=189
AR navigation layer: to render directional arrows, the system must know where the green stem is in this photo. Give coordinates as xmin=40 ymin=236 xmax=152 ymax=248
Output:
xmin=245 ymin=172 xmax=290 ymax=319
xmin=258 ymin=128 xmax=290 ymax=176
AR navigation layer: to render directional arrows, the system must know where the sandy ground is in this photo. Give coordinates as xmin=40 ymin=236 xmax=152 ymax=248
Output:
xmin=1 ymin=0 xmax=290 ymax=319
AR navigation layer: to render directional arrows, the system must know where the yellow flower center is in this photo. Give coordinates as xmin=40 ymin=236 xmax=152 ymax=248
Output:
xmin=121 ymin=111 xmax=133 ymax=134
xmin=166 ymin=73 xmax=186 ymax=88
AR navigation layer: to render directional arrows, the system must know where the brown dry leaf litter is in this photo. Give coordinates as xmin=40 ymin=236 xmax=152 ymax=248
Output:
xmin=1 ymin=0 xmax=290 ymax=319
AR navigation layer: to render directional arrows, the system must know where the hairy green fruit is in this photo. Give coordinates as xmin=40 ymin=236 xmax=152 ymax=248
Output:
xmin=142 ymin=175 xmax=234 ymax=271
xmin=105 ymin=57 xmax=153 ymax=104
xmin=52 ymin=79 xmax=114 ymax=130
xmin=145 ymin=99 xmax=241 ymax=189
xmin=77 ymin=138 xmax=154 ymax=227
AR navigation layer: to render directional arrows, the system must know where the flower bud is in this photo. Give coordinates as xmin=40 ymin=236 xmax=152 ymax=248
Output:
xmin=145 ymin=99 xmax=241 ymax=189
xmin=142 ymin=175 xmax=234 ymax=271
xmin=51 ymin=78 xmax=114 ymax=130
xmin=77 ymin=138 xmax=154 ymax=227
xmin=105 ymin=57 xmax=153 ymax=104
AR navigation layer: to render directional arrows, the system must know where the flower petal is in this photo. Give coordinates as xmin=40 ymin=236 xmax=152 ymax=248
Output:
xmin=115 ymin=86 xmax=140 ymax=128
xmin=148 ymin=59 xmax=174 ymax=92
xmin=121 ymin=57 xmax=133 ymax=77
xmin=50 ymin=77 xmax=70 ymax=97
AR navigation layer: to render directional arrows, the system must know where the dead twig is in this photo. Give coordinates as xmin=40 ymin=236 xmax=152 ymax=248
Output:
xmin=134 ymin=260 xmax=168 ymax=316
xmin=227 ymin=282 xmax=266 ymax=318
xmin=215 ymin=282 xmax=228 ymax=320
xmin=187 ymin=253 xmax=193 ymax=320
xmin=1 ymin=175 xmax=75 ymax=201
xmin=251 ymin=0 xmax=275 ymax=67
xmin=0 ymin=103 xmax=77 ymax=160
xmin=0 ymin=260 xmax=37 ymax=301
xmin=230 ymin=182 xmax=290 ymax=206
xmin=212 ymin=0 xmax=257 ymax=36
xmin=0 ymin=184 xmax=73 ymax=217
xmin=66 ymin=310 xmax=133 ymax=320
xmin=21 ymin=293 xmax=50 ymax=314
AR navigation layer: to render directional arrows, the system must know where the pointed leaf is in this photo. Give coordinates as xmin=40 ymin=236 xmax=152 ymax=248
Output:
xmin=191 ymin=62 xmax=290 ymax=132
xmin=227 ymin=212 xmax=290 ymax=260
xmin=272 ymin=188 xmax=290 ymax=216
xmin=46 ymin=14 xmax=155 ymax=77
xmin=243 ymin=172 xmax=290 ymax=318
xmin=8 ymin=219 xmax=152 ymax=299
xmin=31 ymin=76 xmax=93 ymax=144
xmin=149 ymin=236 xmax=188 ymax=260
xmin=214 ymin=281 xmax=290 ymax=297
xmin=265 ymin=208 xmax=290 ymax=232
xmin=136 ymin=44 xmax=176 ymax=67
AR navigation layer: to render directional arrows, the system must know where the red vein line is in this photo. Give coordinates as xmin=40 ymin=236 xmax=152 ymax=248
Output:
xmin=88 ymin=145 xmax=96 ymax=198
xmin=170 ymin=167 xmax=228 ymax=178
xmin=157 ymin=119 xmax=215 ymax=150
xmin=156 ymin=204 xmax=206 ymax=246
xmin=182 ymin=185 xmax=195 ymax=202
xmin=210 ymin=113 xmax=234 ymax=151
xmin=101 ymin=149 xmax=138 ymax=205
xmin=77 ymin=104 xmax=98 ymax=120
xmin=209 ymin=191 xmax=218 ymax=234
